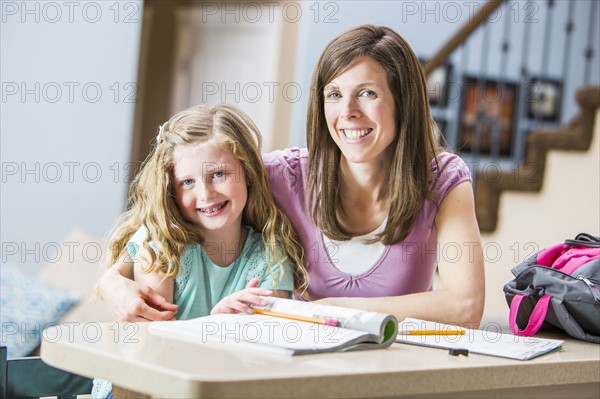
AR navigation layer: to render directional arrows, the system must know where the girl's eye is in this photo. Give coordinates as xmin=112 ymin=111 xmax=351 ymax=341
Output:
xmin=213 ymin=171 xmax=225 ymax=179
xmin=182 ymin=179 xmax=194 ymax=186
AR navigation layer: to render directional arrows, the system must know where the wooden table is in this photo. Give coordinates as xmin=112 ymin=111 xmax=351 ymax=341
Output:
xmin=41 ymin=316 xmax=600 ymax=398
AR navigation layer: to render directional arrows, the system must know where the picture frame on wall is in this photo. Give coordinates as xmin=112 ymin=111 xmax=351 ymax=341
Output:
xmin=422 ymin=60 xmax=452 ymax=107
xmin=458 ymin=76 xmax=518 ymax=157
xmin=527 ymin=77 xmax=562 ymax=122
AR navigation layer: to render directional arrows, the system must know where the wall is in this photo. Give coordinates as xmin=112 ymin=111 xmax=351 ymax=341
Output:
xmin=289 ymin=0 xmax=600 ymax=146
xmin=1 ymin=1 xmax=142 ymax=273
xmin=169 ymin=3 xmax=297 ymax=153
xmin=481 ymin=109 xmax=600 ymax=315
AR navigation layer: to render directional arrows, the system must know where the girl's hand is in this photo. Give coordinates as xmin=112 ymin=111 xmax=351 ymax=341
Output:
xmin=99 ymin=265 xmax=178 ymax=322
xmin=210 ymin=278 xmax=273 ymax=315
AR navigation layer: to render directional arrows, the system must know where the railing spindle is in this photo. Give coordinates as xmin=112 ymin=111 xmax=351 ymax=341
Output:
xmin=474 ymin=22 xmax=494 ymax=158
xmin=560 ymin=1 xmax=575 ymax=125
xmin=514 ymin=5 xmax=533 ymax=163
xmin=492 ymin=0 xmax=512 ymax=159
xmin=424 ymin=0 xmax=506 ymax=76
xmin=540 ymin=0 xmax=555 ymax=79
xmin=583 ymin=0 xmax=598 ymax=84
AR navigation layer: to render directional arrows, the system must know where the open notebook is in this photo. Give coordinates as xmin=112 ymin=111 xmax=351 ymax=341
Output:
xmin=396 ymin=318 xmax=564 ymax=360
xmin=150 ymin=297 xmax=398 ymax=355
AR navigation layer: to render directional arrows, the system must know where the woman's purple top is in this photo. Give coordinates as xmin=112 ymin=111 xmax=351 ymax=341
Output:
xmin=263 ymin=148 xmax=471 ymax=300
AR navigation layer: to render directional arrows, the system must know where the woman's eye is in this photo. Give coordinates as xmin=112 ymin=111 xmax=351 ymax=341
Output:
xmin=182 ymin=179 xmax=194 ymax=186
xmin=360 ymin=90 xmax=376 ymax=98
xmin=325 ymin=92 xmax=341 ymax=101
xmin=213 ymin=171 xmax=225 ymax=179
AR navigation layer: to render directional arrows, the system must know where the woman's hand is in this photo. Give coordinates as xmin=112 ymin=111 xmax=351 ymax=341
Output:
xmin=210 ymin=278 xmax=273 ymax=315
xmin=98 ymin=262 xmax=178 ymax=322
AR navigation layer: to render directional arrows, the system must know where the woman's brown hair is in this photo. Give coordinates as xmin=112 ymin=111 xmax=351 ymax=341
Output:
xmin=306 ymin=24 xmax=440 ymax=244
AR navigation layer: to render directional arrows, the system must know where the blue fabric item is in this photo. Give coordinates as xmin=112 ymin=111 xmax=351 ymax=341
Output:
xmin=92 ymin=378 xmax=113 ymax=399
xmin=0 ymin=262 xmax=79 ymax=358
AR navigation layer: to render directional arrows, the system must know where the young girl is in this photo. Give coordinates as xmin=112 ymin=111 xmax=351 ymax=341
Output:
xmin=93 ymin=103 xmax=308 ymax=398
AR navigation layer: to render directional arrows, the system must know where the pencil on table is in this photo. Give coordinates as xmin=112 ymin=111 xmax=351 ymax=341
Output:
xmin=252 ymin=308 xmax=340 ymax=327
xmin=398 ymin=330 xmax=465 ymax=336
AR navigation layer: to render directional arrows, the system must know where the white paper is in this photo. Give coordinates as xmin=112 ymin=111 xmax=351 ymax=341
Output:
xmin=396 ymin=318 xmax=564 ymax=360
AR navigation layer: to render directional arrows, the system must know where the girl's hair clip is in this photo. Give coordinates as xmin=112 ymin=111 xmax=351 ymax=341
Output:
xmin=156 ymin=124 xmax=165 ymax=143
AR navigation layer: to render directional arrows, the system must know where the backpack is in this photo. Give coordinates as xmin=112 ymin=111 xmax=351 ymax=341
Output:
xmin=503 ymin=233 xmax=600 ymax=343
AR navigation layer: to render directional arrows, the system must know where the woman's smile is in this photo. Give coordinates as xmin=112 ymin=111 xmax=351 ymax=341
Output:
xmin=340 ymin=127 xmax=373 ymax=141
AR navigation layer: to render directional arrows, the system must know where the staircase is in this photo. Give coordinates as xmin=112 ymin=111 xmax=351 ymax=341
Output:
xmin=475 ymin=86 xmax=599 ymax=231
xmin=424 ymin=0 xmax=600 ymax=232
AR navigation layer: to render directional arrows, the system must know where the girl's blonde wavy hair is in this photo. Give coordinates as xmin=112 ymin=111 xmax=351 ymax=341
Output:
xmin=107 ymin=103 xmax=308 ymax=294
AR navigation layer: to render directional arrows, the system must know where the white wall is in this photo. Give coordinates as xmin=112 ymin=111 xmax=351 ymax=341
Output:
xmin=1 ymin=1 xmax=142 ymax=273
xmin=481 ymin=110 xmax=600 ymax=315
xmin=170 ymin=6 xmax=287 ymax=152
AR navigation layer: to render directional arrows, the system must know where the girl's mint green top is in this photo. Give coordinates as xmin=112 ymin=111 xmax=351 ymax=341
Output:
xmin=126 ymin=226 xmax=294 ymax=320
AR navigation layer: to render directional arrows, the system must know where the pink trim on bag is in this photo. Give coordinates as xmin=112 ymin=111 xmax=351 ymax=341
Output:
xmin=509 ymin=294 xmax=552 ymax=336
xmin=537 ymin=245 xmax=600 ymax=275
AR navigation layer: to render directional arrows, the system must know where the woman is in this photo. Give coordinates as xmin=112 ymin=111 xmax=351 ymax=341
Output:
xmin=99 ymin=25 xmax=485 ymax=326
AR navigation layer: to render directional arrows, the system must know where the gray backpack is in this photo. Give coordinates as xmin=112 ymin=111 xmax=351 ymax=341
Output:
xmin=503 ymin=233 xmax=600 ymax=343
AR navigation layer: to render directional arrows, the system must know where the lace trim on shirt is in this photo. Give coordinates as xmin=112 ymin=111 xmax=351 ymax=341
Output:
xmin=244 ymin=250 xmax=268 ymax=285
xmin=174 ymin=246 xmax=194 ymax=300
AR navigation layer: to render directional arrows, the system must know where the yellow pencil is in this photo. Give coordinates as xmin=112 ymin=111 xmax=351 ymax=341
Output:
xmin=398 ymin=330 xmax=465 ymax=336
xmin=252 ymin=308 xmax=340 ymax=327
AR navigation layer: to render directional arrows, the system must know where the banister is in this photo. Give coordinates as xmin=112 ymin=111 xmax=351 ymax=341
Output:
xmin=424 ymin=0 xmax=506 ymax=76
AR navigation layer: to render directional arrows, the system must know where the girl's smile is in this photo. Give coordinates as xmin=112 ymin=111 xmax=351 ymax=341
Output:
xmin=198 ymin=200 xmax=228 ymax=216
